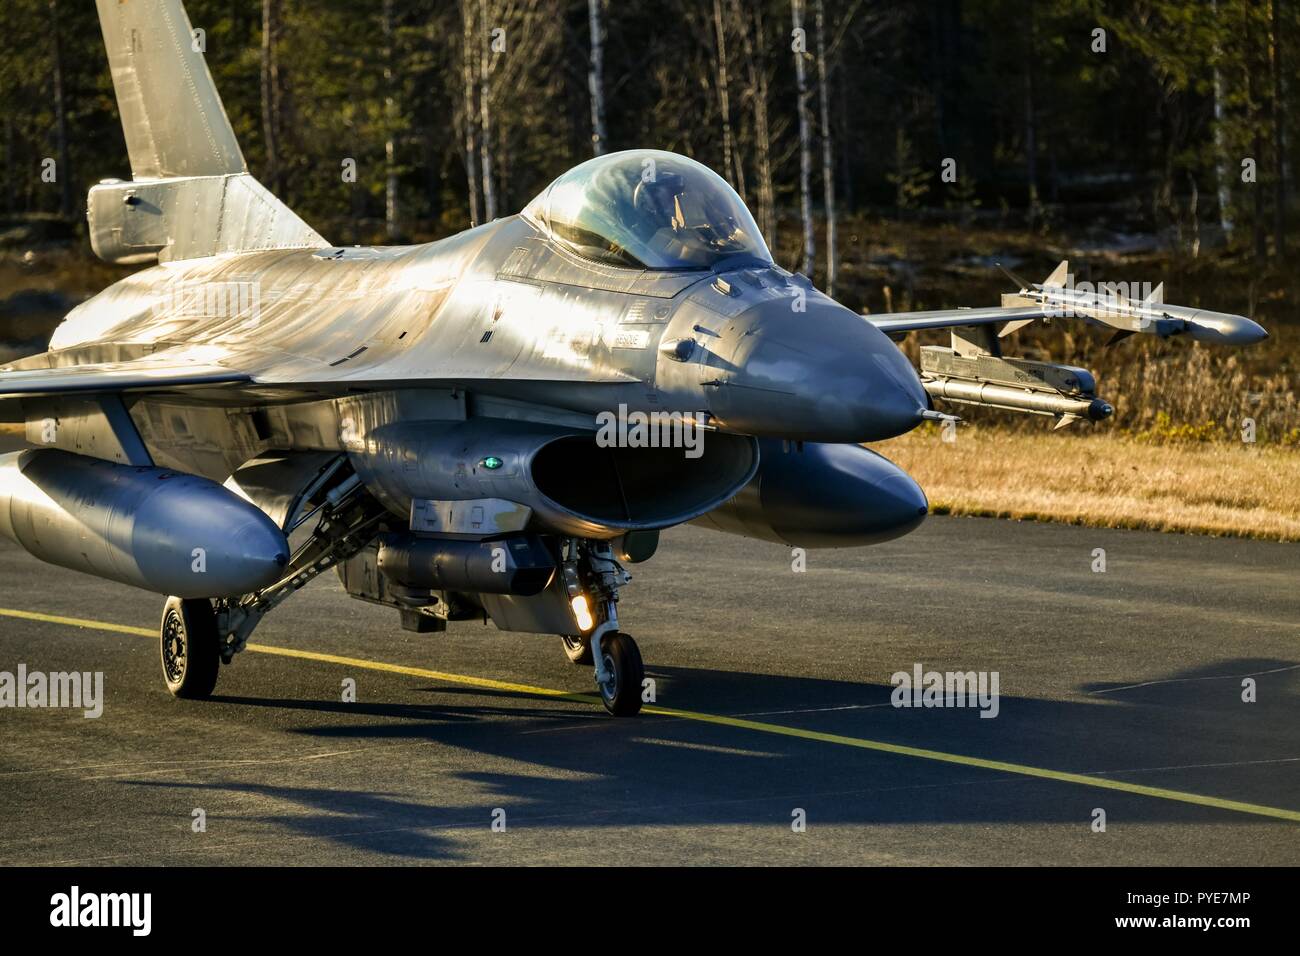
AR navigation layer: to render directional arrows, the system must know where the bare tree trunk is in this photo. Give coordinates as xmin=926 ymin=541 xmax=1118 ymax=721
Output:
xmin=814 ymin=0 xmax=835 ymax=295
xmin=460 ymin=0 xmax=480 ymax=226
xmin=3 ymin=119 xmax=13 ymax=214
xmin=1211 ymin=0 xmax=1234 ymax=239
xmin=1247 ymin=16 xmax=1269 ymax=262
xmin=478 ymin=0 xmax=496 ymax=221
xmin=792 ymin=0 xmax=815 ymax=276
xmin=1271 ymin=0 xmax=1286 ymax=258
xmin=48 ymin=0 xmax=72 ymax=219
xmin=1024 ymin=68 xmax=1039 ymax=224
xmin=735 ymin=0 xmax=775 ymax=246
xmin=261 ymin=0 xmax=282 ymax=196
xmin=587 ymin=0 xmax=608 ymax=156
xmin=383 ymin=0 xmax=400 ymax=241
xmin=712 ymin=0 xmax=739 ymax=192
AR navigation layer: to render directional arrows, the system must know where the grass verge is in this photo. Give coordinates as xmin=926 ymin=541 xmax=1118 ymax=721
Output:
xmin=877 ymin=426 xmax=1300 ymax=542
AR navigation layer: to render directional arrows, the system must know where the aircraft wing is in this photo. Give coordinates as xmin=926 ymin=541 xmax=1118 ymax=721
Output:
xmin=865 ymin=260 xmax=1267 ymax=429
xmin=868 ymin=305 xmax=1045 ymax=336
xmin=0 ymin=361 xmax=250 ymax=399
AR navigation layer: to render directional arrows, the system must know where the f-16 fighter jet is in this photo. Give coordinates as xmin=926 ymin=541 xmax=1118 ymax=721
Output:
xmin=0 ymin=0 xmax=1267 ymax=715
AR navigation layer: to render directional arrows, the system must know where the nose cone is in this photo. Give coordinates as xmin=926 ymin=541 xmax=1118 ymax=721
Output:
xmin=1184 ymin=310 xmax=1269 ymax=346
xmin=708 ymin=297 xmax=927 ymax=442
xmin=757 ymin=440 xmax=928 ymax=547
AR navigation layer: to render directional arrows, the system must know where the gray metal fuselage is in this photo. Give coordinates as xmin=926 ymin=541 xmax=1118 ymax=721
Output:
xmin=32 ymin=212 xmax=927 ymax=494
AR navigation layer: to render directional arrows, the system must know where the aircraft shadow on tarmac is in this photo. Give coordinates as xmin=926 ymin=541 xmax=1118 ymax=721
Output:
xmin=122 ymin=658 xmax=1299 ymax=860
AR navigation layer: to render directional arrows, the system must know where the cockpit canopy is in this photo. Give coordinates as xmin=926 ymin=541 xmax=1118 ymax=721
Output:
xmin=523 ymin=149 xmax=772 ymax=271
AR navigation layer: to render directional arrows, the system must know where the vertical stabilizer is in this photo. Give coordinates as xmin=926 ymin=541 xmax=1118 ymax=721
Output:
xmin=95 ymin=0 xmax=246 ymax=179
xmin=90 ymin=0 xmax=326 ymax=263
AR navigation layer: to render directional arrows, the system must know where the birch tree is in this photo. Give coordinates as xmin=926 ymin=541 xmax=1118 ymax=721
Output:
xmin=383 ymin=0 xmax=400 ymax=240
xmin=734 ymin=0 xmax=776 ymax=246
xmin=478 ymin=0 xmax=497 ymax=222
xmin=261 ymin=0 xmax=282 ymax=196
xmin=459 ymin=0 xmax=480 ymax=225
xmin=588 ymin=0 xmax=608 ymax=156
xmin=792 ymin=0 xmax=815 ymax=276
xmin=48 ymin=0 xmax=71 ymax=218
xmin=712 ymin=0 xmax=739 ymax=191
xmin=814 ymin=0 xmax=835 ymax=295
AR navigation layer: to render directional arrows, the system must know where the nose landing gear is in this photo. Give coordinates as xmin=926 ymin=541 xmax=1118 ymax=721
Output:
xmin=557 ymin=538 xmax=645 ymax=716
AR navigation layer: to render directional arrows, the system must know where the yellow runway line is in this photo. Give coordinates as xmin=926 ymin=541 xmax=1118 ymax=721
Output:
xmin=3 ymin=605 xmax=1298 ymax=824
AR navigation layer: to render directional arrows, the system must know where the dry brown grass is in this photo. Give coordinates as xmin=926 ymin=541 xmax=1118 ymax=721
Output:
xmin=878 ymin=425 xmax=1300 ymax=542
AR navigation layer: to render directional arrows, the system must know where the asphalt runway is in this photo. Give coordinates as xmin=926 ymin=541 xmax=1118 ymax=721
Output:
xmin=0 ymin=507 xmax=1297 ymax=865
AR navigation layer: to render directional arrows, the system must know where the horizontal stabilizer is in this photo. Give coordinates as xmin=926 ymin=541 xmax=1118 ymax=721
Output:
xmin=88 ymin=174 xmax=328 ymax=265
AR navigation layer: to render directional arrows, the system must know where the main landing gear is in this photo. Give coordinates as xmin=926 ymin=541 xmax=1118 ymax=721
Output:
xmin=159 ymin=464 xmax=386 ymax=699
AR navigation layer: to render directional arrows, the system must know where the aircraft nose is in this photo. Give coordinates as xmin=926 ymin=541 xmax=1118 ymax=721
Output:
xmin=707 ymin=297 xmax=927 ymax=442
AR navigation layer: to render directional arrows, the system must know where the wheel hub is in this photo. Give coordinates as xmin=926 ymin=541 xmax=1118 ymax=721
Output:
xmin=162 ymin=612 xmax=186 ymax=683
xmin=599 ymin=652 xmax=618 ymax=700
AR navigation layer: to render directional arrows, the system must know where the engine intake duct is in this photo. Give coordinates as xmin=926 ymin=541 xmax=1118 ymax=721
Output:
xmin=376 ymin=533 xmax=556 ymax=597
xmin=920 ymin=346 xmax=1113 ymax=424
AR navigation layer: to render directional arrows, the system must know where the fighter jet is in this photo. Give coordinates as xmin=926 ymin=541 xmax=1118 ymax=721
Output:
xmin=0 ymin=0 xmax=1267 ymax=715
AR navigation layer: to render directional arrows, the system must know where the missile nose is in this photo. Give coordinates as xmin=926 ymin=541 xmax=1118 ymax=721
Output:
xmin=1242 ymin=317 xmax=1269 ymax=344
xmin=1186 ymin=310 xmax=1269 ymax=346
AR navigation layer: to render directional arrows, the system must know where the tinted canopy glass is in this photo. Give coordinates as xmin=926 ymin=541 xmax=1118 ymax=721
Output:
xmin=524 ymin=150 xmax=771 ymax=271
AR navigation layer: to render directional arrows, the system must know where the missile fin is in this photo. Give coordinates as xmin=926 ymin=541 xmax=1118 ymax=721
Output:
xmin=1043 ymin=259 xmax=1069 ymax=289
xmin=999 ymin=317 xmax=1037 ymax=337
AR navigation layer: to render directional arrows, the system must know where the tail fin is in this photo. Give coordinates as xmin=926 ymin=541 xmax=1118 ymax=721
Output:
xmin=90 ymin=0 xmax=326 ymax=263
xmin=95 ymin=0 xmax=244 ymax=179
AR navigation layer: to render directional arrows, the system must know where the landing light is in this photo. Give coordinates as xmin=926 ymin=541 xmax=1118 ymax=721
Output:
xmin=570 ymin=594 xmax=594 ymax=632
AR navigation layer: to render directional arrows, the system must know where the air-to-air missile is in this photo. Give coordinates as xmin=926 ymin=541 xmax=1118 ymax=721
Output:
xmin=1000 ymin=260 xmax=1269 ymax=346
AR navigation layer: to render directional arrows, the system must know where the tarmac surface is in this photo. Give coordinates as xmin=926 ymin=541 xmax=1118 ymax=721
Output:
xmin=0 ymin=510 xmax=1297 ymax=865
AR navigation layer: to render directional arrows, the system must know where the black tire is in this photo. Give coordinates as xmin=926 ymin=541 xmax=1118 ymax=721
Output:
xmin=560 ymin=634 xmax=593 ymax=665
xmin=597 ymin=632 xmax=644 ymax=717
xmin=160 ymin=596 xmax=220 ymax=699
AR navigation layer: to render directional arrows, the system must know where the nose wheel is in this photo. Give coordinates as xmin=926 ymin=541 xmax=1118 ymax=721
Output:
xmin=160 ymin=596 xmax=220 ymax=699
xmin=594 ymin=631 xmax=644 ymax=716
